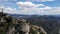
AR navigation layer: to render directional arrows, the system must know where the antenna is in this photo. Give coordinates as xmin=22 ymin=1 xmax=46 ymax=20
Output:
xmin=0 ymin=8 xmax=3 ymax=13
xmin=2 ymin=8 xmax=3 ymax=13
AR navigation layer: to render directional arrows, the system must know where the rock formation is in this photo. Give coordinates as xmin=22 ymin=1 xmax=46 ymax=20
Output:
xmin=0 ymin=12 xmax=47 ymax=34
xmin=30 ymin=25 xmax=47 ymax=34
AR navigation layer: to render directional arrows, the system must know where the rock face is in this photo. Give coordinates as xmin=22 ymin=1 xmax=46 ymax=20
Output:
xmin=0 ymin=13 xmax=47 ymax=34
xmin=30 ymin=25 xmax=47 ymax=34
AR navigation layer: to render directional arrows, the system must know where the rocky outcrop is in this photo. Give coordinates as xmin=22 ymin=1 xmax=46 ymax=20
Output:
xmin=30 ymin=25 xmax=47 ymax=34
xmin=0 ymin=13 xmax=47 ymax=34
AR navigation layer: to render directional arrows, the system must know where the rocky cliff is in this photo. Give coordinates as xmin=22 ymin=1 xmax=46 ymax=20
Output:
xmin=0 ymin=13 xmax=47 ymax=34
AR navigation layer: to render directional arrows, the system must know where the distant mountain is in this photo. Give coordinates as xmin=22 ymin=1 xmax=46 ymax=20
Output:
xmin=8 ymin=14 xmax=29 ymax=17
xmin=8 ymin=14 xmax=60 ymax=18
xmin=8 ymin=14 xmax=30 ymax=19
xmin=8 ymin=14 xmax=39 ymax=19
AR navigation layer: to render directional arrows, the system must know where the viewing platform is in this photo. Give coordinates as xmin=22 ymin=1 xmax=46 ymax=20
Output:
xmin=0 ymin=12 xmax=7 ymax=16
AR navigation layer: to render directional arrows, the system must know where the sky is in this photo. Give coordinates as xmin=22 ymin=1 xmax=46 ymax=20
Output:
xmin=0 ymin=0 xmax=60 ymax=15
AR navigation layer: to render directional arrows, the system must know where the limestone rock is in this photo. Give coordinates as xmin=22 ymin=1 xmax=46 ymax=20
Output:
xmin=0 ymin=13 xmax=47 ymax=34
xmin=30 ymin=25 xmax=47 ymax=34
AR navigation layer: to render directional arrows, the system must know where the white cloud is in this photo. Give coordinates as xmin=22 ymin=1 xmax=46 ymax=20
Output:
xmin=44 ymin=6 xmax=52 ymax=10
xmin=17 ymin=1 xmax=45 ymax=8
xmin=49 ymin=7 xmax=60 ymax=14
xmin=4 ymin=7 xmax=16 ymax=14
xmin=26 ymin=0 xmax=55 ymax=2
xmin=16 ymin=1 xmax=46 ymax=14
xmin=0 ymin=0 xmax=17 ymax=2
xmin=39 ymin=6 xmax=52 ymax=11
xmin=0 ymin=6 xmax=19 ymax=14
xmin=38 ymin=7 xmax=60 ymax=15
xmin=4 ymin=8 xmax=13 ymax=13
xmin=39 ymin=0 xmax=55 ymax=2
xmin=16 ymin=1 xmax=53 ymax=15
xmin=16 ymin=1 xmax=60 ymax=15
xmin=0 ymin=6 xmax=4 ymax=12
xmin=0 ymin=6 xmax=4 ymax=9
xmin=0 ymin=0 xmax=55 ymax=2
xmin=0 ymin=6 xmax=60 ymax=15
xmin=0 ymin=1 xmax=60 ymax=15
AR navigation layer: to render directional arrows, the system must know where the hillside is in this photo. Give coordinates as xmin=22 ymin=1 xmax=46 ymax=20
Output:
xmin=26 ymin=15 xmax=60 ymax=34
xmin=0 ymin=13 xmax=47 ymax=34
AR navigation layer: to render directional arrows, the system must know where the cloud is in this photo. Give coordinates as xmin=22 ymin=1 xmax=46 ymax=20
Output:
xmin=16 ymin=1 xmax=60 ymax=15
xmin=4 ymin=7 xmax=17 ymax=14
xmin=0 ymin=5 xmax=60 ymax=15
xmin=17 ymin=1 xmax=45 ymax=8
xmin=0 ymin=0 xmax=55 ymax=2
xmin=39 ymin=0 xmax=55 ymax=2
xmin=0 ymin=6 xmax=4 ymax=12
xmin=16 ymin=1 xmax=53 ymax=15
xmin=0 ymin=1 xmax=60 ymax=15
xmin=16 ymin=1 xmax=45 ymax=14
xmin=0 ymin=0 xmax=17 ymax=2
xmin=38 ymin=7 xmax=60 ymax=15
xmin=49 ymin=7 xmax=60 ymax=14
xmin=26 ymin=0 xmax=55 ymax=2
xmin=0 ymin=6 xmax=4 ymax=8
xmin=3 ymin=7 xmax=60 ymax=15
xmin=0 ymin=6 xmax=19 ymax=14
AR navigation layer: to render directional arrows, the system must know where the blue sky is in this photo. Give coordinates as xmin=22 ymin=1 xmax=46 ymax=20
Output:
xmin=0 ymin=0 xmax=60 ymax=15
